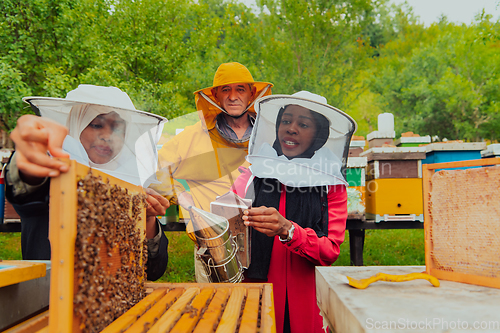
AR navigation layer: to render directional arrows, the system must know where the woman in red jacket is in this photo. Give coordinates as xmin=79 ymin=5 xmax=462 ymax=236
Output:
xmin=231 ymin=91 xmax=357 ymax=333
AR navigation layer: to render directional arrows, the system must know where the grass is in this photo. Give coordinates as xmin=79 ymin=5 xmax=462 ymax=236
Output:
xmin=0 ymin=232 xmax=22 ymax=260
xmin=332 ymin=229 xmax=425 ymax=266
xmin=158 ymin=231 xmax=196 ymax=282
xmin=0 ymin=228 xmax=425 ymax=280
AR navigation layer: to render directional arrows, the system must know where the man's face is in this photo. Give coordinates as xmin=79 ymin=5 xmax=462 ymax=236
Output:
xmin=212 ymin=83 xmax=255 ymax=116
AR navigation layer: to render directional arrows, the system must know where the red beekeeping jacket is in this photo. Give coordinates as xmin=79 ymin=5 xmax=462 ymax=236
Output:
xmin=231 ymin=169 xmax=347 ymax=333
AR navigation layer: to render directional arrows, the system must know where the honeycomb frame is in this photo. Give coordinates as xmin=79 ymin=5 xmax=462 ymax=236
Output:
xmin=423 ymin=157 xmax=500 ymax=289
xmin=48 ymin=159 xmax=147 ymax=332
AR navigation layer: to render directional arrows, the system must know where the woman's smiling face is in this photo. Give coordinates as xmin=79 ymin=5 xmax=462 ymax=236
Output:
xmin=277 ymin=105 xmax=317 ymax=158
xmin=79 ymin=111 xmax=126 ymax=164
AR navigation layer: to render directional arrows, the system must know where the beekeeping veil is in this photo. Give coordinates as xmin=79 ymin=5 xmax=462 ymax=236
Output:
xmin=23 ymin=84 xmax=167 ymax=187
xmin=247 ymin=91 xmax=357 ymax=187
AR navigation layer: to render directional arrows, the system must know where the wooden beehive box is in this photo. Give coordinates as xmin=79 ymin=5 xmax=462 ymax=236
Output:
xmin=0 ymin=261 xmax=49 ymax=331
xmin=6 ymin=160 xmax=277 ymax=333
xmin=48 ymin=159 xmax=148 ymax=332
xmin=393 ymin=134 xmax=431 ymax=147
xmin=481 ymin=143 xmax=500 ymax=159
xmin=0 ymin=261 xmax=46 ymax=288
xmin=348 ymin=138 xmax=365 ymax=157
xmin=361 ymin=147 xmax=426 ymax=222
xmin=362 ymin=147 xmax=426 ymax=180
xmin=423 ymin=158 xmax=500 ymax=289
xmin=8 ymin=283 xmax=276 ymax=333
xmin=210 ymin=192 xmax=252 ymax=269
xmin=423 ymin=142 xmax=486 ymax=165
xmin=102 ymin=282 xmax=276 ymax=333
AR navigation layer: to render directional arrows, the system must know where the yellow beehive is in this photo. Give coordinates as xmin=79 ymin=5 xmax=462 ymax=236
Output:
xmin=365 ymin=178 xmax=423 ymax=222
xmin=361 ymin=147 xmax=426 ymax=222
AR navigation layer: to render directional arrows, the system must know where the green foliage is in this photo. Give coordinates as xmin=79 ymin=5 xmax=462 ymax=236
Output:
xmin=0 ymin=62 xmax=32 ymax=131
xmin=0 ymin=0 xmax=498 ymax=140
xmin=370 ymin=16 xmax=500 ymax=141
xmin=251 ymin=0 xmax=375 ymax=109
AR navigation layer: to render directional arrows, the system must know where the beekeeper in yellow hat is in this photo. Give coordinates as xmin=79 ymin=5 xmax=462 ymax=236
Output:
xmin=151 ymin=62 xmax=272 ymax=282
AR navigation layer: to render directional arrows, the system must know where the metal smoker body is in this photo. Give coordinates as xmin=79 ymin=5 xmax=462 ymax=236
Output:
xmin=188 ymin=206 xmax=243 ymax=283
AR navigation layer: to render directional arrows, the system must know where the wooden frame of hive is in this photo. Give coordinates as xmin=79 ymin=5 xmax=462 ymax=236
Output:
xmin=0 ymin=261 xmax=46 ymax=288
xmin=101 ymin=282 xmax=276 ymax=332
xmin=7 ymin=281 xmax=277 ymax=333
xmin=48 ymin=159 xmax=147 ymax=332
xmin=423 ymin=157 xmax=500 ymax=289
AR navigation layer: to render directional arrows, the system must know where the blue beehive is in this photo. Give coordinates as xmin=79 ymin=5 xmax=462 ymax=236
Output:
xmin=423 ymin=142 xmax=486 ymax=165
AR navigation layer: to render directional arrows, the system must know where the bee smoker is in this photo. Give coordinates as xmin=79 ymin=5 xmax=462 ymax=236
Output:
xmin=188 ymin=206 xmax=243 ymax=283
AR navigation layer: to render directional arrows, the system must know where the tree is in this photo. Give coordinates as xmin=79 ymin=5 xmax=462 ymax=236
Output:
xmin=369 ymin=15 xmax=500 ymax=141
xmin=0 ymin=0 xmax=223 ymax=126
xmin=251 ymin=0 xmax=375 ymax=109
xmin=0 ymin=62 xmax=32 ymax=132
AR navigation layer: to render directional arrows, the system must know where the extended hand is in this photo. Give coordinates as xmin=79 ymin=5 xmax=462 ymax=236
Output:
xmin=144 ymin=188 xmax=170 ymax=239
xmin=10 ymin=115 xmax=70 ymax=182
xmin=242 ymin=206 xmax=292 ymax=238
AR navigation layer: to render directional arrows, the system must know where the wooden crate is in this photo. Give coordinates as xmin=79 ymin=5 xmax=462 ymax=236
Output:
xmin=7 ymin=283 xmax=276 ymax=333
xmin=365 ymin=178 xmax=423 ymax=222
xmin=48 ymin=159 xmax=148 ymax=332
xmin=423 ymin=158 xmax=500 ymax=289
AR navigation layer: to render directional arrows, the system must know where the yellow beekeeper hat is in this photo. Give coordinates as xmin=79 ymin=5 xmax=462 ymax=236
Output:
xmin=194 ymin=62 xmax=273 ymax=129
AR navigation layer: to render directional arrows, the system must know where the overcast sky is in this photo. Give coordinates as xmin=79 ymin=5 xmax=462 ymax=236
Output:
xmin=389 ymin=0 xmax=499 ymax=26
xmin=239 ymin=0 xmax=499 ymax=26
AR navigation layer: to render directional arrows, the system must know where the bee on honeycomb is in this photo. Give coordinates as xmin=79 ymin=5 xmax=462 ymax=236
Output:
xmin=74 ymin=171 xmax=148 ymax=332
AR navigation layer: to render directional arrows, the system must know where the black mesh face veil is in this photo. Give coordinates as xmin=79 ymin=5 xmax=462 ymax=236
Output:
xmin=247 ymin=92 xmax=357 ymax=188
xmin=22 ymin=85 xmax=167 ymax=186
xmin=271 ymin=105 xmax=330 ymax=160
